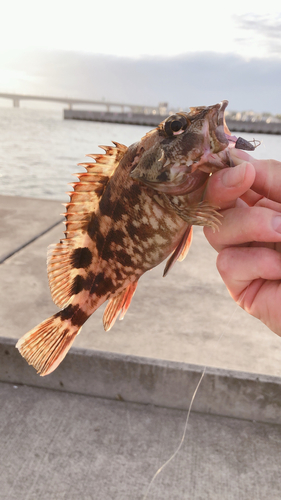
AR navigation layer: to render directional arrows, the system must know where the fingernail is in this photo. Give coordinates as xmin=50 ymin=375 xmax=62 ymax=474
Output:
xmin=222 ymin=164 xmax=246 ymax=188
xmin=272 ymin=215 xmax=281 ymax=233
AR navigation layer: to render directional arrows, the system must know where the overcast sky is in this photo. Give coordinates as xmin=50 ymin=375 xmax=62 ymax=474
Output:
xmin=1 ymin=0 xmax=281 ymax=113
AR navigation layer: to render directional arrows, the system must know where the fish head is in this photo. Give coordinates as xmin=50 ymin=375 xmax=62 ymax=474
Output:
xmin=130 ymin=100 xmax=251 ymax=196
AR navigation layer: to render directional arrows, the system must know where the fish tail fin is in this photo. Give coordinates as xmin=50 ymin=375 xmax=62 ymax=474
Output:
xmin=16 ymin=314 xmax=81 ymax=376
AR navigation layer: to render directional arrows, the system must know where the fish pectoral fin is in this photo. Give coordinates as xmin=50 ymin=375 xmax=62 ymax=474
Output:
xmin=103 ymin=282 xmax=138 ymax=331
xmin=16 ymin=314 xmax=81 ymax=376
xmin=164 ymin=196 xmax=222 ymax=231
xmin=163 ymin=226 xmax=193 ymax=277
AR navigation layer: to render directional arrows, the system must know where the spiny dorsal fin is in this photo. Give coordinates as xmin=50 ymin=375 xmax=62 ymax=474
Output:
xmin=103 ymin=282 xmax=138 ymax=331
xmin=163 ymin=226 xmax=193 ymax=277
xmin=47 ymin=142 xmax=128 ymax=309
xmin=64 ymin=141 xmax=128 ymax=237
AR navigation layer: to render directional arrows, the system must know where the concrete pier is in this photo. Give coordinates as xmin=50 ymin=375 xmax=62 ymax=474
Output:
xmin=64 ymin=109 xmax=281 ymax=134
xmin=64 ymin=108 xmax=167 ymax=127
xmin=1 ymin=194 xmax=281 ymax=499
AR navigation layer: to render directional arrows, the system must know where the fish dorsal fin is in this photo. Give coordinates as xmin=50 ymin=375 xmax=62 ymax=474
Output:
xmin=64 ymin=141 xmax=128 ymax=235
xmin=47 ymin=142 xmax=128 ymax=309
xmin=163 ymin=226 xmax=193 ymax=277
xmin=103 ymin=282 xmax=138 ymax=331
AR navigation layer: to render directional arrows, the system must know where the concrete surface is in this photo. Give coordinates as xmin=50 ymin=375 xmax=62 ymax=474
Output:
xmin=2 ymin=337 xmax=281 ymax=425
xmin=1 ymin=195 xmax=281 ymax=378
xmin=0 ymin=194 xmax=62 ymax=263
xmin=1 ymin=381 xmax=281 ymax=500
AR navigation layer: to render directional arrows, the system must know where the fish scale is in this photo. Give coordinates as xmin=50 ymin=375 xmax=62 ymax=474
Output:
xmin=16 ymin=100 xmax=256 ymax=376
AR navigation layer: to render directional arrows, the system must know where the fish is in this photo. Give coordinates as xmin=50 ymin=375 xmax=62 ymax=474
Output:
xmin=16 ymin=100 xmax=255 ymax=376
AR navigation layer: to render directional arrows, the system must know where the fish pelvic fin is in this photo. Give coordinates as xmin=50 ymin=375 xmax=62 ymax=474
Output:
xmin=103 ymin=282 xmax=138 ymax=331
xmin=163 ymin=226 xmax=193 ymax=277
xmin=16 ymin=314 xmax=81 ymax=376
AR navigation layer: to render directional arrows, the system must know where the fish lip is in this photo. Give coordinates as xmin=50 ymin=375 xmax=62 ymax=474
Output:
xmin=218 ymin=100 xmax=229 ymax=126
xmin=213 ymin=100 xmax=230 ymax=146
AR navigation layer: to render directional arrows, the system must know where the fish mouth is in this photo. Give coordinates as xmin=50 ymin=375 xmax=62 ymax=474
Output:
xmin=216 ymin=100 xmax=256 ymax=151
xmin=211 ymin=100 xmax=235 ymax=148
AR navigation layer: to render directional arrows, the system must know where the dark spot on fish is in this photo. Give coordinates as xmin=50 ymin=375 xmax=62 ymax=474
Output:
xmin=71 ymin=275 xmax=84 ymax=295
xmin=99 ymin=194 xmax=113 ymax=217
xmin=113 ymin=201 xmax=128 ymax=222
xmin=126 ymin=222 xmax=138 ymax=240
xmin=157 ymin=171 xmax=169 ymax=182
xmin=95 ymin=231 xmax=105 ymax=254
xmin=71 ymin=272 xmax=95 ymax=295
xmin=87 ymin=215 xmax=100 ymax=240
xmin=138 ymin=223 xmax=158 ymax=241
xmin=90 ymin=272 xmax=114 ymax=297
xmin=60 ymin=304 xmax=79 ymax=321
xmin=71 ymin=307 xmax=89 ymax=326
xmin=87 ymin=214 xmax=106 ymax=253
xmin=71 ymin=247 xmax=92 ymax=269
xmin=116 ymin=250 xmax=132 ymax=267
xmin=129 ymin=183 xmax=142 ymax=199
xmin=107 ymin=228 xmax=124 ymax=246
xmin=114 ymin=267 xmax=124 ymax=282
xmin=180 ymin=132 xmax=203 ymax=157
xmin=101 ymin=245 xmax=115 ymax=261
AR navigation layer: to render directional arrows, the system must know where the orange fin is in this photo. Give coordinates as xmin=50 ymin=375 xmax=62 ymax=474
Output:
xmin=47 ymin=241 xmax=77 ymax=308
xmin=177 ymin=226 xmax=193 ymax=262
xmin=16 ymin=314 xmax=81 ymax=376
xmin=103 ymin=282 xmax=138 ymax=331
xmin=64 ymin=142 xmax=127 ymax=239
xmin=47 ymin=142 xmax=128 ymax=309
xmin=163 ymin=226 xmax=193 ymax=277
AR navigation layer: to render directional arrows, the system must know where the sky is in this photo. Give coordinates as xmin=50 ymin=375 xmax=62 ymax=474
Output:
xmin=0 ymin=0 xmax=281 ymax=113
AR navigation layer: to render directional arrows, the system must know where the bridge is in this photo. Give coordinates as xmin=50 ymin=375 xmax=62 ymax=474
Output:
xmin=0 ymin=92 xmax=168 ymax=115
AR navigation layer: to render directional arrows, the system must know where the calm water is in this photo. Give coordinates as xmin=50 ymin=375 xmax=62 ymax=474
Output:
xmin=1 ymin=107 xmax=281 ymax=201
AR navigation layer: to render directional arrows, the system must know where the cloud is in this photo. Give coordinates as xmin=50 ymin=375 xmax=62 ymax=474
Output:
xmin=234 ymin=14 xmax=281 ymax=53
xmin=1 ymin=49 xmax=281 ymax=114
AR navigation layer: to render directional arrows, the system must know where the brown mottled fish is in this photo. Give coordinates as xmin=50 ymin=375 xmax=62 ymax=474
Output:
xmin=16 ymin=100 xmax=255 ymax=375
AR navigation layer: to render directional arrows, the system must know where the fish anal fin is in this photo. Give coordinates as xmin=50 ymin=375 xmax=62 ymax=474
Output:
xmin=16 ymin=314 xmax=81 ymax=376
xmin=103 ymin=282 xmax=138 ymax=331
xmin=163 ymin=226 xmax=193 ymax=277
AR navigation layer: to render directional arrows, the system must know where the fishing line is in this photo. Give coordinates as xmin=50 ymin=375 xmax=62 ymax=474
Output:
xmin=142 ymin=285 xmax=250 ymax=500
xmin=142 ymin=367 xmax=206 ymax=500
xmin=142 ymin=142 xmax=263 ymax=498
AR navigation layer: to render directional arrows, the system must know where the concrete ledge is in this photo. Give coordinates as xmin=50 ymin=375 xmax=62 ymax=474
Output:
xmin=1 ymin=337 xmax=281 ymax=425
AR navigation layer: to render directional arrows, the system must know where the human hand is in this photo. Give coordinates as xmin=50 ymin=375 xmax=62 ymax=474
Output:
xmin=204 ymin=148 xmax=281 ymax=336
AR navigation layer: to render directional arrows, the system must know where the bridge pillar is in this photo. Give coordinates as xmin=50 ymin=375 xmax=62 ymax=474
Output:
xmin=13 ymin=98 xmax=20 ymax=108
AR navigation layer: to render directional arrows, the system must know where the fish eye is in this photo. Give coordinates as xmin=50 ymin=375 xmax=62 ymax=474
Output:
xmin=171 ymin=120 xmax=182 ymax=132
xmin=164 ymin=115 xmax=189 ymax=137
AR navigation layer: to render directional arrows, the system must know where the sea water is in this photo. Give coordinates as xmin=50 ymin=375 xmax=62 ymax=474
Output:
xmin=0 ymin=107 xmax=280 ymax=201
